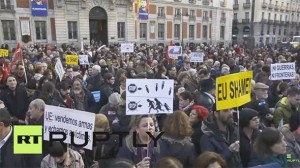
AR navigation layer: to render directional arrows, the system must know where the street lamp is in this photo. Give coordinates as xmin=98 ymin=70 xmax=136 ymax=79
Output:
xmin=176 ymin=12 xmax=189 ymax=47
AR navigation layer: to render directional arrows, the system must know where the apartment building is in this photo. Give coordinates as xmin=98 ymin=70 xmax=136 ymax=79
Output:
xmin=232 ymin=0 xmax=300 ymax=46
xmin=0 ymin=0 xmax=233 ymax=47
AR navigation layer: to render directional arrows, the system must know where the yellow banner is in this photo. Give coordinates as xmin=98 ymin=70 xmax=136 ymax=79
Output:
xmin=216 ymin=71 xmax=253 ymax=111
xmin=66 ymin=55 xmax=78 ymax=65
xmin=0 ymin=49 xmax=9 ymax=57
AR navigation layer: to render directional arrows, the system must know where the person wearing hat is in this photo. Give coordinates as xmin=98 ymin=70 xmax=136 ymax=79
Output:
xmin=244 ymin=82 xmax=273 ymax=128
xmin=53 ymin=82 xmax=74 ymax=109
xmin=195 ymin=78 xmax=216 ymax=112
xmin=274 ymin=86 xmax=300 ymax=127
xmin=99 ymin=92 xmax=127 ymax=132
xmin=239 ymin=108 xmax=260 ymax=167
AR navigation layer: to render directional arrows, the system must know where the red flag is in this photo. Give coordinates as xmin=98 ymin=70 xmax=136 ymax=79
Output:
xmin=2 ymin=58 xmax=7 ymax=80
xmin=8 ymin=42 xmax=23 ymax=74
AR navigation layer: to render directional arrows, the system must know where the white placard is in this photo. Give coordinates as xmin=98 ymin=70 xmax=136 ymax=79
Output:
xmin=190 ymin=52 xmax=204 ymax=62
xmin=168 ymin=46 xmax=182 ymax=59
xmin=79 ymin=55 xmax=89 ymax=65
xmin=55 ymin=59 xmax=65 ymax=81
xmin=20 ymin=20 xmax=30 ymax=36
xmin=121 ymin=43 xmax=134 ymax=53
xmin=270 ymin=62 xmax=296 ymax=80
xmin=126 ymin=79 xmax=174 ymax=115
xmin=44 ymin=105 xmax=95 ymax=150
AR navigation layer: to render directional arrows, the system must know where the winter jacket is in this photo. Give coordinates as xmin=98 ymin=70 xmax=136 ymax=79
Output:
xmin=274 ymin=97 xmax=298 ymax=127
xmin=41 ymin=148 xmax=84 ymax=168
xmin=200 ymin=116 xmax=242 ymax=168
xmin=191 ymin=122 xmax=203 ymax=155
xmin=99 ymin=82 xmax=114 ymax=107
xmin=248 ymin=153 xmax=287 ymax=168
xmin=279 ymin=124 xmax=300 ymax=168
xmin=239 ymin=128 xmax=260 ymax=167
xmin=158 ymin=136 xmax=197 ymax=168
xmin=195 ymin=92 xmax=215 ymax=112
xmin=71 ymin=89 xmax=96 ymax=113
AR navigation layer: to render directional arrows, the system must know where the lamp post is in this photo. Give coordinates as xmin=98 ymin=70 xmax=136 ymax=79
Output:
xmin=177 ymin=12 xmax=189 ymax=47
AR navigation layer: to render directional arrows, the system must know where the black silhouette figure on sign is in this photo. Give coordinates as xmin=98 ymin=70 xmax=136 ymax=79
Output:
xmin=154 ymin=98 xmax=164 ymax=112
xmin=164 ymin=103 xmax=171 ymax=112
xmin=147 ymin=99 xmax=156 ymax=113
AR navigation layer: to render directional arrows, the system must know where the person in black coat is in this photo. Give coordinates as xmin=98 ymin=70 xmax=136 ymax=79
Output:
xmin=99 ymin=73 xmax=114 ymax=108
xmin=239 ymin=108 xmax=260 ymax=167
xmin=0 ymin=76 xmax=29 ymax=124
xmin=0 ymin=108 xmax=27 ymax=168
xmin=195 ymin=78 xmax=216 ymax=112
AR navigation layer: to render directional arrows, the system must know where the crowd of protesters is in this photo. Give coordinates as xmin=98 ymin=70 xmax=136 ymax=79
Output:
xmin=0 ymin=41 xmax=300 ymax=168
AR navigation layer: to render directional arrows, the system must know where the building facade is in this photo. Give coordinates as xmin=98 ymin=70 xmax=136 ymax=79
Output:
xmin=232 ymin=0 xmax=300 ymax=46
xmin=0 ymin=0 xmax=233 ymax=47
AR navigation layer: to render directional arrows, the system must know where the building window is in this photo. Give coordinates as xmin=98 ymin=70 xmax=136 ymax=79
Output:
xmin=158 ymin=7 xmax=165 ymax=17
xmin=234 ymin=13 xmax=238 ymax=19
xmin=261 ymin=26 xmax=264 ymax=35
xmin=203 ymin=25 xmax=208 ymax=39
xmin=245 ymin=12 xmax=249 ymax=19
xmin=280 ymin=15 xmax=282 ymax=21
xmin=1 ymin=20 xmax=15 ymax=41
xmin=35 ymin=21 xmax=47 ymax=40
xmin=262 ymin=12 xmax=265 ymax=19
xmin=190 ymin=10 xmax=195 ymax=17
xmin=278 ymin=29 xmax=281 ymax=35
xmin=285 ymin=15 xmax=288 ymax=21
xmin=68 ymin=21 xmax=77 ymax=40
xmin=0 ymin=0 xmax=12 ymax=9
xmin=284 ymin=29 xmax=287 ymax=35
xmin=220 ymin=26 xmax=225 ymax=39
xmin=273 ymin=27 xmax=276 ymax=34
xmin=140 ymin=23 xmax=147 ymax=39
xmin=175 ymin=8 xmax=181 ymax=16
xmin=117 ymin=22 xmax=125 ymax=39
xmin=158 ymin=23 xmax=164 ymax=39
xmin=234 ymin=0 xmax=238 ymax=5
xmin=267 ymin=26 xmax=270 ymax=34
xmin=189 ymin=25 xmax=195 ymax=39
xmin=174 ymin=24 xmax=180 ymax=39
xmin=268 ymin=13 xmax=271 ymax=20
xmin=221 ymin=12 xmax=225 ymax=18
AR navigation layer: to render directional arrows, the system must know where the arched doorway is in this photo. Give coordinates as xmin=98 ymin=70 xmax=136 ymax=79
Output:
xmin=89 ymin=7 xmax=108 ymax=45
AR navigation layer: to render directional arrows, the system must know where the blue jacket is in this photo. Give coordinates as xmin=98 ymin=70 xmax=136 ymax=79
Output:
xmin=248 ymin=153 xmax=287 ymax=168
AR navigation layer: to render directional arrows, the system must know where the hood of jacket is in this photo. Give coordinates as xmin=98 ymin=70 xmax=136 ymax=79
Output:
xmin=275 ymin=97 xmax=292 ymax=111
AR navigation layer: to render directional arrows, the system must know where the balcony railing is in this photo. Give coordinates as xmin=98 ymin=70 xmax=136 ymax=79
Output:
xmin=157 ymin=13 xmax=166 ymax=19
xmin=261 ymin=19 xmax=267 ymax=23
xmin=203 ymin=0 xmax=209 ymax=5
xmin=280 ymin=21 xmax=285 ymax=25
xmin=233 ymin=19 xmax=239 ymax=24
xmin=280 ymin=6 xmax=285 ymax=11
xmin=262 ymin=2 xmax=267 ymax=8
xmin=274 ymin=5 xmax=280 ymax=10
xmin=274 ymin=20 xmax=279 ymax=25
xmin=268 ymin=19 xmax=274 ymax=24
xmin=286 ymin=7 xmax=290 ymax=12
xmin=189 ymin=15 xmax=196 ymax=20
xmin=233 ymin=4 xmax=239 ymax=10
xmin=268 ymin=4 xmax=274 ymax=9
xmin=284 ymin=21 xmax=289 ymax=26
xmin=243 ymin=3 xmax=251 ymax=9
xmin=174 ymin=14 xmax=181 ymax=20
xmin=242 ymin=19 xmax=250 ymax=23
xmin=220 ymin=17 xmax=226 ymax=23
xmin=203 ymin=16 xmax=209 ymax=21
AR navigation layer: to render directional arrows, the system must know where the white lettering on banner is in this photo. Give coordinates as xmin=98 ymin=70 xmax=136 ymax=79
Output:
xmin=270 ymin=63 xmax=296 ymax=80
xmin=190 ymin=52 xmax=204 ymax=62
xmin=79 ymin=55 xmax=89 ymax=65
xmin=43 ymin=105 xmax=95 ymax=150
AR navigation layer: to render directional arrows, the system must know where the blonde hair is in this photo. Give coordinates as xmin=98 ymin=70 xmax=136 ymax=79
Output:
xmin=94 ymin=114 xmax=109 ymax=131
xmin=125 ymin=115 xmax=160 ymax=155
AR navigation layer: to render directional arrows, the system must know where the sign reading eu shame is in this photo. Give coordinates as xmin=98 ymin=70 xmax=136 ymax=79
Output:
xmin=31 ymin=0 xmax=48 ymax=16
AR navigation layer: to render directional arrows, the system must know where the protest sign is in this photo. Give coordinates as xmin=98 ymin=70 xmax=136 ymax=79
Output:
xmin=55 ymin=59 xmax=65 ymax=81
xmin=66 ymin=55 xmax=78 ymax=65
xmin=0 ymin=49 xmax=9 ymax=57
xmin=121 ymin=43 xmax=134 ymax=53
xmin=216 ymin=71 xmax=253 ymax=111
xmin=168 ymin=46 xmax=182 ymax=59
xmin=270 ymin=63 xmax=295 ymax=80
xmin=44 ymin=105 xmax=95 ymax=150
xmin=79 ymin=55 xmax=89 ymax=65
xmin=126 ymin=79 xmax=174 ymax=115
xmin=190 ymin=52 xmax=204 ymax=62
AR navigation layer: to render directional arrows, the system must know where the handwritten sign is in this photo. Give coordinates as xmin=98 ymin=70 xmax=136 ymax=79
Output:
xmin=121 ymin=43 xmax=134 ymax=53
xmin=0 ymin=49 xmax=9 ymax=57
xmin=66 ymin=55 xmax=78 ymax=65
xmin=79 ymin=55 xmax=89 ymax=65
xmin=270 ymin=63 xmax=296 ymax=80
xmin=190 ymin=52 xmax=204 ymax=62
